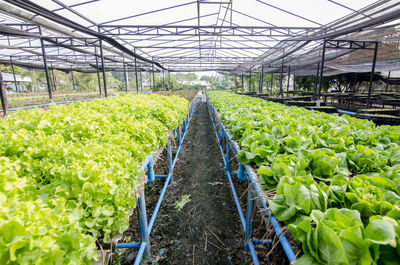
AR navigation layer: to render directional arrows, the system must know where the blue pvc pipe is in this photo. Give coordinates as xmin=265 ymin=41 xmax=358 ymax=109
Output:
xmin=253 ymin=239 xmax=272 ymax=245
xmin=247 ymin=241 xmax=261 ymax=265
xmin=155 ymin=174 xmax=167 ymax=178
xmin=116 ymin=242 xmax=141 ymax=248
xmin=133 ymin=243 xmax=147 ymax=265
xmin=147 ymin=155 xmax=155 ymax=184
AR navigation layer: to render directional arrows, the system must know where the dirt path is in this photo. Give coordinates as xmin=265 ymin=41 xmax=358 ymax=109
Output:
xmin=144 ymin=101 xmax=247 ymax=265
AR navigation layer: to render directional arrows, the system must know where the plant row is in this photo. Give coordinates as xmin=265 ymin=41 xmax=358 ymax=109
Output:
xmin=207 ymin=91 xmax=400 ymax=265
xmin=0 ymin=94 xmax=189 ymax=264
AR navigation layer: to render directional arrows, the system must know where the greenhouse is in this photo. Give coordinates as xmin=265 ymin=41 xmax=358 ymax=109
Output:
xmin=0 ymin=1 xmax=400 ymax=265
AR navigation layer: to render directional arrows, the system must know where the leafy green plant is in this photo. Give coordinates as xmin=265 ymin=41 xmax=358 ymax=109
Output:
xmin=0 ymin=94 xmax=189 ymax=264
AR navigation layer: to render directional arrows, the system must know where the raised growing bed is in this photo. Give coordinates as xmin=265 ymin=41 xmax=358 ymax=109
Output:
xmin=357 ymin=108 xmax=400 ymax=116
xmin=207 ymin=96 xmax=298 ymax=265
xmin=306 ymin=106 xmax=338 ymax=113
xmin=284 ymin=100 xmax=326 ymax=107
xmin=356 ymin=113 xmax=400 ymax=126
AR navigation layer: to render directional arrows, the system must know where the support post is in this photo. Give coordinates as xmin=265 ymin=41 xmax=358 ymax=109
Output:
xmin=249 ymin=70 xmax=252 ymax=92
xmin=136 ymin=189 xmax=150 ymax=258
xmin=367 ymin=42 xmax=379 ymax=108
xmin=167 ymin=71 xmax=171 ymax=91
xmin=94 ymin=46 xmax=102 ymax=97
xmin=279 ymin=58 xmax=284 ymax=98
xmin=162 ymin=71 xmax=165 ymax=91
xmin=314 ymin=63 xmax=320 ymax=99
xmin=270 ymin=73 xmax=273 ymax=95
xmin=152 ymin=64 xmax=156 ymax=92
xmin=245 ymin=188 xmax=255 ymax=251
xmin=167 ymin=137 xmax=172 ymax=175
xmin=140 ymin=70 xmax=143 ymax=92
xmin=0 ymin=70 xmax=8 ymax=116
xmin=39 ymin=26 xmax=53 ymax=101
xmin=10 ymin=56 xmax=18 ymax=93
xmin=71 ymin=70 xmax=76 ymax=90
xmin=293 ymin=75 xmax=296 ymax=91
xmin=123 ymin=61 xmax=128 ymax=92
xmin=386 ymin=71 xmax=391 ymax=92
xmin=259 ymin=65 xmax=264 ymax=93
xmin=99 ymin=39 xmax=107 ymax=97
xmin=286 ymin=65 xmax=291 ymax=96
xmin=134 ymin=57 xmax=139 ymax=94
xmin=51 ymin=68 xmax=56 ymax=92
xmin=317 ymin=40 xmax=327 ymax=106
xmin=241 ymin=72 xmax=244 ymax=93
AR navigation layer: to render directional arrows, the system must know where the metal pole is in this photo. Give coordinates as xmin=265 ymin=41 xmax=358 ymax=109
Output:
xmin=317 ymin=41 xmax=327 ymax=106
xmin=249 ymin=70 xmax=252 ymax=92
xmin=270 ymin=73 xmax=273 ymax=95
xmin=162 ymin=71 xmax=165 ymax=91
xmin=140 ymin=70 xmax=143 ymax=92
xmin=367 ymin=42 xmax=379 ymax=108
xmin=167 ymin=71 xmax=170 ymax=91
xmin=134 ymin=57 xmax=139 ymax=94
xmin=152 ymin=67 xmax=156 ymax=92
xmin=279 ymin=58 xmax=284 ymax=97
xmin=39 ymin=26 xmax=53 ymax=101
xmin=386 ymin=71 xmax=391 ymax=92
xmin=293 ymin=75 xmax=296 ymax=91
xmin=32 ymin=70 xmax=37 ymax=92
xmin=314 ymin=63 xmax=320 ymax=98
xmin=259 ymin=65 xmax=263 ymax=93
xmin=71 ymin=70 xmax=76 ymax=90
xmin=99 ymin=39 xmax=108 ymax=97
xmin=123 ymin=62 xmax=128 ymax=92
xmin=94 ymin=47 xmax=102 ymax=96
xmin=10 ymin=56 xmax=18 ymax=93
xmin=286 ymin=65 xmax=291 ymax=96
xmin=241 ymin=72 xmax=244 ymax=93
xmin=51 ymin=68 xmax=56 ymax=92
xmin=0 ymin=70 xmax=8 ymax=115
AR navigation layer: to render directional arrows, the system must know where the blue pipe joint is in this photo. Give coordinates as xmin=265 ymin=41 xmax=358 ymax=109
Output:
xmin=146 ymin=155 xmax=155 ymax=183
xmin=238 ymin=163 xmax=247 ymax=181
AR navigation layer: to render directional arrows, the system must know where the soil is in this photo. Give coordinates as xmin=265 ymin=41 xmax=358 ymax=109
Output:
xmin=116 ymin=101 xmax=250 ymax=265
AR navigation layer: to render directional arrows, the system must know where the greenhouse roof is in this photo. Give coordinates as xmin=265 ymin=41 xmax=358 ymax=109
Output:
xmin=0 ymin=0 xmax=399 ymax=74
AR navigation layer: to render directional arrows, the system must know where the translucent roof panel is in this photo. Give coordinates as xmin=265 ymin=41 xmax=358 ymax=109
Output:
xmin=0 ymin=0 xmax=398 ymax=73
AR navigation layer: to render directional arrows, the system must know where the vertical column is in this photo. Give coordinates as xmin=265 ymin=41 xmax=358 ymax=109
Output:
xmin=244 ymin=188 xmax=255 ymax=251
xmin=152 ymin=64 xmax=156 ymax=92
xmin=123 ymin=61 xmax=128 ymax=92
xmin=241 ymin=72 xmax=244 ymax=93
xmin=39 ymin=26 xmax=53 ymax=101
xmin=136 ymin=189 xmax=150 ymax=257
xmin=367 ymin=42 xmax=379 ymax=108
xmin=270 ymin=73 xmax=273 ymax=95
xmin=386 ymin=71 xmax=391 ymax=92
xmin=314 ymin=63 xmax=320 ymax=99
xmin=51 ymin=68 xmax=56 ymax=92
xmin=99 ymin=39 xmax=107 ymax=97
xmin=167 ymin=71 xmax=171 ymax=91
xmin=162 ymin=70 xmax=165 ymax=91
xmin=249 ymin=70 xmax=252 ymax=92
xmin=317 ymin=40 xmax=327 ymax=106
xmin=279 ymin=58 xmax=284 ymax=98
xmin=0 ymin=70 xmax=8 ymax=115
xmin=286 ymin=65 xmax=291 ymax=96
xmin=134 ymin=56 xmax=139 ymax=94
xmin=258 ymin=65 xmax=263 ymax=93
xmin=10 ymin=56 xmax=18 ymax=93
xmin=71 ymin=70 xmax=76 ymax=90
xmin=140 ymin=70 xmax=143 ymax=92
xmin=94 ymin=46 xmax=102 ymax=97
